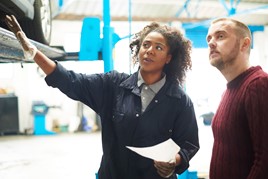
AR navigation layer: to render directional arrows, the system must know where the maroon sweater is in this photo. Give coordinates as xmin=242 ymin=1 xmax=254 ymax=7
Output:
xmin=210 ymin=66 xmax=268 ymax=179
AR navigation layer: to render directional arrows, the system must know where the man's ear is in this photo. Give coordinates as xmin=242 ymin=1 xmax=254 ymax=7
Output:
xmin=241 ymin=37 xmax=251 ymax=52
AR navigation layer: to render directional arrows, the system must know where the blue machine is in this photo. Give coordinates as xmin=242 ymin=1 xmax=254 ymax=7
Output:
xmin=177 ymin=170 xmax=198 ymax=179
xmin=79 ymin=17 xmax=101 ymax=61
xmin=79 ymin=0 xmax=121 ymax=73
xmin=32 ymin=101 xmax=56 ymax=135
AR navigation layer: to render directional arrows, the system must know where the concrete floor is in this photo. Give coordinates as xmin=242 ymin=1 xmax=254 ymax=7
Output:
xmin=0 ymin=129 xmax=210 ymax=179
xmin=0 ymin=132 xmax=102 ymax=179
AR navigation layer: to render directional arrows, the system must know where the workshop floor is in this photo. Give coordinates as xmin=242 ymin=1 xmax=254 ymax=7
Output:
xmin=0 ymin=130 xmax=210 ymax=179
xmin=0 ymin=132 xmax=102 ymax=179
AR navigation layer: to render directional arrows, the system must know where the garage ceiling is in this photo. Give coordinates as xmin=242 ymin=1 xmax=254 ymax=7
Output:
xmin=55 ymin=0 xmax=268 ymax=25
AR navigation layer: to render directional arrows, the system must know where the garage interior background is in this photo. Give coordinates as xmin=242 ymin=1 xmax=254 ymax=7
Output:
xmin=0 ymin=0 xmax=268 ymax=178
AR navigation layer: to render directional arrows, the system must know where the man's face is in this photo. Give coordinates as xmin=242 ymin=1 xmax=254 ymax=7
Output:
xmin=138 ymin=31 xmax=171 ymax=75
xmin=206 ymin=21 xmax=240 ymax=70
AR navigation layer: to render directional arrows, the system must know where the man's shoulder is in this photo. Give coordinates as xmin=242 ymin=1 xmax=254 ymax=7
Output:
xmin=245 ymin=67 xmax=268 ymax=91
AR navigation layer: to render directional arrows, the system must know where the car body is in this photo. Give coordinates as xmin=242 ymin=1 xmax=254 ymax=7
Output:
xmin=0 ymin=0 xmax=61 ymax=45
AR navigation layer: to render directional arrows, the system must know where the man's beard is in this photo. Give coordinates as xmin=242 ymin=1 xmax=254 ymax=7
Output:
xmin=211 ymin=40 xmax=240 ymax=71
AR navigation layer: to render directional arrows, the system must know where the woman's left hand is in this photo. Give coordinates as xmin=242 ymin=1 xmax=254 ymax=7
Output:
xmin=154 ymin=160 xmax=176 ymax=178
xmin=154 ymin=153 xmax=181 ymax=178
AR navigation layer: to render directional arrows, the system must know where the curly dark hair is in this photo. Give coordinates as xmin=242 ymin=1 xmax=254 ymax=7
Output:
xmin=129 ymin=22 xmax=192 ymax=84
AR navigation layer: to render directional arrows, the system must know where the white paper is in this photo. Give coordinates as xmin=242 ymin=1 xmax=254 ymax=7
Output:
xmin=126 ymin=138 xmax=180 ymax=163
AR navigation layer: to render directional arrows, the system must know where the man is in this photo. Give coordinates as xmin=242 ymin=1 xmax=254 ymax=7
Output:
xmin=206 ymin=17 xmax=268 ymax=178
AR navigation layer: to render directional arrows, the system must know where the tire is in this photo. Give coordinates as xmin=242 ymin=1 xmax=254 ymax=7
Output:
xmin=20 ymin=0 xmax=52 ymax=45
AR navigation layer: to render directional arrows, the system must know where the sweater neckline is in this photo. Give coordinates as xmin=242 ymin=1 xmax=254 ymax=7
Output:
xmin=227 ymin=66 xmax=261 ymax=89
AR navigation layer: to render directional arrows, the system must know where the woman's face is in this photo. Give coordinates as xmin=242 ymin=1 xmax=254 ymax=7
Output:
xmin=138 ymin=31 xmax=171 ymax=75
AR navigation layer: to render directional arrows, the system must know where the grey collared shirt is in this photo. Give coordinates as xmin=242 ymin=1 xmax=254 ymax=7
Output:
xmin=137 ymin=71 xmax=166 ymax=113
